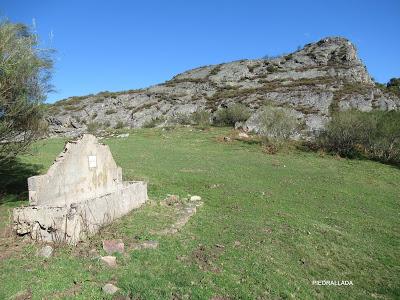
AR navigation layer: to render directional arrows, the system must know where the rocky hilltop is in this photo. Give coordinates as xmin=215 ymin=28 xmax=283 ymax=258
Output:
xmin=48 ymin=37 xmax=400 ymax=137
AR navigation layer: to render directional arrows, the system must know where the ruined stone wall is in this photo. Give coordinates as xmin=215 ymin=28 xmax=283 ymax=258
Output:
xmin=28 ymin=135 xmax=122 ymax=206
xmin=14 ymin=134 xmax=148 ymax=244
xmin=14 ymin=181 xmax=147 ymax=244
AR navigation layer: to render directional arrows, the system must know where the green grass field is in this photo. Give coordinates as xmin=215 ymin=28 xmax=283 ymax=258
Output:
xmin=0 ymin=127 xmax=399 ymax=299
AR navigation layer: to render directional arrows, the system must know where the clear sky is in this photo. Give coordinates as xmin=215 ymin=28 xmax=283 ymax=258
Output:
xmin=2 ymin=0 xmax=400 ymax=103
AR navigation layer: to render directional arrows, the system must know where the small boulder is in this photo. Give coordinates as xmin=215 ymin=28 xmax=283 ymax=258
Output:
xmin=165 ymin=194 xmax=180 ymax=206
xmin=190 ymin=195 xmax=202 ymax=202
xmin=102 ymin=283 xmax=119 ymax=295
xmin=208 ymin=183 xmax=222 ymax=189
xmin=89 ymin=248 xmax=100 ymax=259
xmin=100 ymin=256 xmax=117 ymax=268
xmin=238 ymin=132 xmax=249 ymax=138
xmin=103 ymin=239 xmax=124 ymax=254
xmin=37 ymin=245 xmax=53 ymax=258
xmin=131 ymin=240 xmax=159 ymax=250
xmin=140 ymin=240 xmax=159 ymax=249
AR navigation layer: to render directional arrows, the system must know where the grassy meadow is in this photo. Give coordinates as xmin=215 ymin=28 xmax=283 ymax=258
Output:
xmin=0 ymin=127 xmax=399 ymax=299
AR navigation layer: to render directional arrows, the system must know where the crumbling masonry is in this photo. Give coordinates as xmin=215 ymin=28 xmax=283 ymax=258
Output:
xmin=13 ymin=134 xmax=147 ymax=244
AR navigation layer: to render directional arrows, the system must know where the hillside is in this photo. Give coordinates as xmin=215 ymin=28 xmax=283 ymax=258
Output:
xmin=47 ymin=37 xmax=400 ymax=137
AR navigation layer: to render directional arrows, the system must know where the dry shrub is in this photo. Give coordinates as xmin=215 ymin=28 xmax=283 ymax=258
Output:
xmin=317 ymin=110 xmax=400 ymax=166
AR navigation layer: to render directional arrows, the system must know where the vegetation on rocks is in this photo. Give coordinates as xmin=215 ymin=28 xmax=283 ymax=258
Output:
xmin=171 ymin=113 xmax=192 ymax=125
xmin=258 ymin=106 xmax=300 ymax=140
xmin=114 ymin=121 xmax=126 ymax=129
xmin=257 ymin=106 xmax=301 ymax=153
xmin=214 ymin=103 xmax=251 ymax=126
xmin=105 ymin=109 xmax=117 ymax=115
xmin=143 ymin=116 xmax=166 ymax=128
xmin=45 ymin=37 xmax=400 ymax=137
xmin=385 ymin=77 xmax=400 ymax=97
xmin=316 ymin=110 xmax=400 ymax=165
xmin=192 ymin=109 xmax=212 ymax=128
xmin=87 ymin=121 xmax=102 ymax=134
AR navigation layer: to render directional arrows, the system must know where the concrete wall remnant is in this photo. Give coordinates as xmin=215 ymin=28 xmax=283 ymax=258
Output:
xmin=13 ymin=134 xmax=147 ymax=244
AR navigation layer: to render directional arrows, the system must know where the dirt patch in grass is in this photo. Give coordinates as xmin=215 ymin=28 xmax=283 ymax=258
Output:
xmin=0 ymin=212 xmax=30 ymax=261
xmin=11 ymin=289 xmax=32 ymax=300
xmin=0 ymin=237 xmax=27 ymax=261
xmin=190 ymin=244 xmax=225 ymax=273
xmin=44 ymin=282 xmax=82 ymax=299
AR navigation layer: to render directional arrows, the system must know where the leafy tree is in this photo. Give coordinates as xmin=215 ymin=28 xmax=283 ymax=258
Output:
xmin=387 ymin=77 xmax=400 ymax=97
xmin=387 ymin=78 xmax=400 ymax=88
xmin=0 ymin=19 xmax=53 ymax=161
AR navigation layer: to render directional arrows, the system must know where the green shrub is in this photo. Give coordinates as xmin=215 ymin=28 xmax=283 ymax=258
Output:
xmin=361 ymin=111 xmax=400 ymax=165
xmin=114 ymin=121 xmax=126 ymax=129
xmin=64 ymin=105 xmax=84 ymax=111
xmin=266 ymin=65 xmax=279 ymax=73
xmin=317 ymin=110 xmax=400 ymax=165
xmin=214 ymin=104 xmax=251 ymax=126
xmin=87 ymin=122 xmax=101 ymax=134
xmin=209 ymin=65 xmax=222 ymax=76
xmin=259 ymin=106 xmax=300 ymax=140
xmin=317 ymin=110 xmax=375 ymax=158
xmin=386 ymin=77 xmax=400 ymax=97
xmin=172 ymin=113 xmax=192 ymax=125
xmin=192 ymin=109 xmax=211 ymax=127
xmin=105 ymin=109 xmax=117 ymax=115
xmin=143 ymin=116 xmax=166 ymax=128
xmin=94 ymin=97 xmax=104 ymax=103
xmin=97 ymin=91 xmax=115 ymax=98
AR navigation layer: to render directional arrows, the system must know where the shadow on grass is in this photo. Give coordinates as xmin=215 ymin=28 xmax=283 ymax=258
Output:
xmin=239 ymin=139 xmax=262 ymax=146
xmin=0 ymin=158 xmax=42 ymax=205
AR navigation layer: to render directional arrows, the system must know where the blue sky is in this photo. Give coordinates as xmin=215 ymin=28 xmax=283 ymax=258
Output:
xmin=2 ymin=0 xmax=400 ymax=103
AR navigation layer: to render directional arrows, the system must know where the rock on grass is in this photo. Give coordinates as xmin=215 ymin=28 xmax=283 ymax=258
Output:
xmin=36 ymin=245 xmax=53 ymax=258
xmin=100 ymin=256 xmax=117 ymax=268
xmin=102 ymin=239 xmax=124 ymax=254
xmin=190 ymin=195 xmax=202 ymax=201
xmin=102 ymin=283 xmax=119 ymax=295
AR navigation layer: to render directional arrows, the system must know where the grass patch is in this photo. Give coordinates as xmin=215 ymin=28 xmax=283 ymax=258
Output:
xmin=164 ymin=77 xmax=208 ymax=87
xmin=0 ymin=128 xmax=399 ymax=299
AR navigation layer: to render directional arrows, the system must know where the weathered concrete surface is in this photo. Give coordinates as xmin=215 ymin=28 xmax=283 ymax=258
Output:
xmin=13 ymin=134 xmax=147 ymax=244
xmin=28 ymin=134 xmax=123 ymax=206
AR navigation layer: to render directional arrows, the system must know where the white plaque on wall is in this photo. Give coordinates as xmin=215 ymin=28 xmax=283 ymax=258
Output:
xmin=88 ymin=155 xmax=97 ymax=168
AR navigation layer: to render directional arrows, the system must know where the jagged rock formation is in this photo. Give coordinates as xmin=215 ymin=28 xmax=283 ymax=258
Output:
xmin=47 ymin=37 xmax=400 ymax=137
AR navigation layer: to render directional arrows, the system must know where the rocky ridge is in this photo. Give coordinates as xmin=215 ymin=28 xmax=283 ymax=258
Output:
xmin=47 ymin=37 xmax=400 ymax=137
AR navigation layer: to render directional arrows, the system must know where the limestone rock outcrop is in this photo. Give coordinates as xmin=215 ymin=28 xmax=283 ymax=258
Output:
xmin=47 ymin=37 xmax=400 ymax=137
